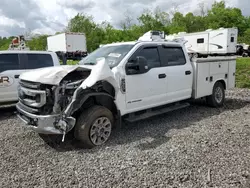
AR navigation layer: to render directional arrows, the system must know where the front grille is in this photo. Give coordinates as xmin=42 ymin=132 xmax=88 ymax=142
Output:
xmin=17 ymin=101 xmax=39 ymax=114
xmin=19 ymin=79 xmax=41 ymax=89
xmin=18 ymin=80 xmax=48 ymax=111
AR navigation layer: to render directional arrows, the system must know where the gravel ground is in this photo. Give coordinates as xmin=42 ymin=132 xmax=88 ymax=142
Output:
xmin=1 ymin=88 xmax=250 ymax=188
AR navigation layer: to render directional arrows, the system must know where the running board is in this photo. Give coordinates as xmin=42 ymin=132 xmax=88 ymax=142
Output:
xmin=124 ymin=102 xmax=190 ymax=123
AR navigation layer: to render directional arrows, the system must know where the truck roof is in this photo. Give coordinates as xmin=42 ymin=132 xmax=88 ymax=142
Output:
xmin=103 ymin=41 xmax=137 ymax=46
xmin=103 ymin=41 xmax=183 ymax=47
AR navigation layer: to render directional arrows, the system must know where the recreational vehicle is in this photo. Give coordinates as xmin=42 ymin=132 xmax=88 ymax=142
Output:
xmin=165 ymin=28 xmax=238 ymax=58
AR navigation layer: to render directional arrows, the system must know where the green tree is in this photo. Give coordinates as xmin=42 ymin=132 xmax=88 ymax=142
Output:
xmin=26 ymin=35 xmax=49 ymax=51
xmin=207 ymin=1 xmax=245 ymax=34
xmin=168 ymin=12 xmax=186 ymax=34
xmin=137 ymin=8 xmax=169 ymax=33
xmin=238 ymin=29 xmax=250 ymax=44
xmin=184 ymin=13 xmax=206 ymax=33
xmin=0 ymin=37 xmax=13 ymax=50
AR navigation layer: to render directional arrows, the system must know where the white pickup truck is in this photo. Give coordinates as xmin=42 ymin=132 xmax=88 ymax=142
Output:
xmin=16 ymin=31 xmax=236 ymax=149
xmin=0 ymin=51 xmax=60 ymax=105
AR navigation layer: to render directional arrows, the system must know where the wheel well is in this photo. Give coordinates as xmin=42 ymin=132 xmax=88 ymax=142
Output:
xmin=73 ymin=94 xmax=118 ymax=121
xmin=94 ymin=95 xmax=118 ymax=117
xmin=216 ymin=80 xmax=226 ymax=89
xmin=100 ymin=81 xmax=116 ymax=98
xmin=69 ymin=82 xmax=119 ymax=126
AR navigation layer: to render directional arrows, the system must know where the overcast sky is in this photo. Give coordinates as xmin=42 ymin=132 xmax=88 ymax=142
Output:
xmin=0 ymin=0 xmax=249 ymax=37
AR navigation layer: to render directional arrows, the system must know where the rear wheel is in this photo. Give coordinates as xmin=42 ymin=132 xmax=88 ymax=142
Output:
xmin=206 ymin=82 xmax=225 ymax=107
xmin=74 ymin=105 xmax=114 ymax=149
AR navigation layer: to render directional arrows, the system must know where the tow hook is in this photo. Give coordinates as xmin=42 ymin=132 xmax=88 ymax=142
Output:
xmin=56 ymin=120 xmax=67 ymax=142
xmin=54 ymin=116 xmax=76 ymax=142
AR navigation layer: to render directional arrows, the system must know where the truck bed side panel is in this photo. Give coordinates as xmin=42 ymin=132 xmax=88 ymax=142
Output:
xmin=210 ymin=61 xmax=228 ymax=75
xmin=195 ymin=63 xmax=213 ymax=98
xmin=228 ymin=60 xmax=236 ymax=89
xmin=194 ymin=57 xmax=236 ymax=99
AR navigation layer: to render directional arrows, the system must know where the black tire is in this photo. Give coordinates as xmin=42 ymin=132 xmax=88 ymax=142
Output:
xmin=206 ymin=82 xmax=225 ymax=107
xmin=74 ymin=105 xmax=114 ymax=149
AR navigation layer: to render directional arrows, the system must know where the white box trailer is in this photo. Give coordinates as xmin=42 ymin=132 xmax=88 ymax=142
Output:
xmin=165 ymin=28 xmax=238 ymax=58
xmin=47 ymin=32 xmax=88 ymax=60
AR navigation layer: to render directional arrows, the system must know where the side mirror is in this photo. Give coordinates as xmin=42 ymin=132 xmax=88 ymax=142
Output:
xmin=126 ymin=56 xmax=148 ymax=75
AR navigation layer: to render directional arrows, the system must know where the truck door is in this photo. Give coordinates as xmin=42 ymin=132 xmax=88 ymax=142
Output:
xmin=0 ymin=53 xmax=25 ymax=103
xmin=159 ymin=45 xmax=193 ymax=103
xmin=124 ymin=44 xmax=168 ymax=113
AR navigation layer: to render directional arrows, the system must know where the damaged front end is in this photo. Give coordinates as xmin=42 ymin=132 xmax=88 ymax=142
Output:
xmin=16 ymin=58 xmax=119 ymax=142
xmin=16 ymin=69 xmax=91 ymax=141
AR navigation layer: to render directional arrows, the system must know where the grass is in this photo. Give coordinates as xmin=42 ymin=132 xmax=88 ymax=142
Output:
xmin=60 ymin=60 xmax=78 ymax=65
xmin=62 ymin=57 xmax=250 ymax=89
xmin=236 ymin=57 xmax=250 ymax=88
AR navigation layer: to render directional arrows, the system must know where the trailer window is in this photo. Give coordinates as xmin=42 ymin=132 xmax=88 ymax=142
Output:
xmin=197 ymin=38 xmax=204 ymax=43
xmin=161 ymin=47 xmax=186 ymax=66
xmin=0 ymin=54 xmax=20 ymax=73
xmin=231 ymin=37 xmax=234 ymax=42
xmin=25 ymin=54 xmax=54 ymax=69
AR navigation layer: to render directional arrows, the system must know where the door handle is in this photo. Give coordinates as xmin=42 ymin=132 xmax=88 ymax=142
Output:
xmin=158 ymin=74 xmax=166 ymax=79
xmin=185 ymin=71 xmax=191 ymax=75
xmin=14 ymin=75 xmax=20 ymax=79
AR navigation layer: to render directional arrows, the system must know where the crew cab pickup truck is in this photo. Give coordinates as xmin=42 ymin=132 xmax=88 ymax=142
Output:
xmin=0 ymin=51 xmax=60 ymax=105
xmin=16 ymin=31 xmax=236 ymax=148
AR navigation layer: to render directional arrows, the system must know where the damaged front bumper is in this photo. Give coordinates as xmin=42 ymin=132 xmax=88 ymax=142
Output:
xmin=16 ymin=102 xmax=75 ymax=135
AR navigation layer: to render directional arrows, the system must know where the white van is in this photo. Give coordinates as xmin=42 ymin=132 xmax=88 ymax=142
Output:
xmin=0 ymin=51 xmax=60 ymax=105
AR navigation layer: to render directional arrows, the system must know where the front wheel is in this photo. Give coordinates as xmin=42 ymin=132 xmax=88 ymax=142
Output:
xmin=206 ymin=82 xmax=225 ymax=107
xmin=74 ymin=105 xmax=114 ymax=149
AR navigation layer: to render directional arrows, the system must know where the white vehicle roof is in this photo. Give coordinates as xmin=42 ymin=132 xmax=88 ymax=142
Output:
xmin=0 ymin=50 xmax=56 ymax=54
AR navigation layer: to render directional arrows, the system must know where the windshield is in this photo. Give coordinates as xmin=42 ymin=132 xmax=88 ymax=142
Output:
xmin=79 ymin=44 xmax=135 ymax=68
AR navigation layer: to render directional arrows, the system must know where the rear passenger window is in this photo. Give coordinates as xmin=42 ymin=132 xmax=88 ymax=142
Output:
xmin=0 ymin=54 xmax=19 ymax=72
xmin=161 ymin=47 xmax=186 ymax=66
xmin=26 ymin=54 xmax=53 ymax=69
xmin=137 ymin=47 xmax=160 ymax=68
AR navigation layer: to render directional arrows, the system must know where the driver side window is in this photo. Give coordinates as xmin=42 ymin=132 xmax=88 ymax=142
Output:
xmin=137 ymin=47 xmax=161 ymax=68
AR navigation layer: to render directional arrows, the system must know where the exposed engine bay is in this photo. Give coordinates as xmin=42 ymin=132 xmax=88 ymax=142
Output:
xmin=48 ymin=70 xmax=91 ymax=141
xmin=51 ymin=70 xmax=91 ymax=114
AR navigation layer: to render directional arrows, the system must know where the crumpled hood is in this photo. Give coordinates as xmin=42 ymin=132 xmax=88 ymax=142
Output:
xmin=19 ymin=59 xmax=119 ymax=93
xmin=19 ymin=65 xmax=93 ymax=85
